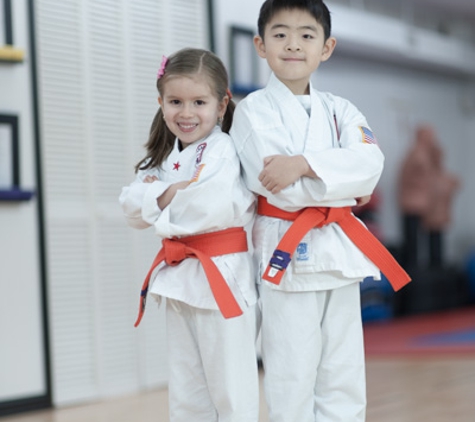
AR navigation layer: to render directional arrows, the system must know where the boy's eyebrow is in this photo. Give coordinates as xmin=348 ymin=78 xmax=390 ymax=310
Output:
xmin=269 ymin=23 xmax=319 ymax=32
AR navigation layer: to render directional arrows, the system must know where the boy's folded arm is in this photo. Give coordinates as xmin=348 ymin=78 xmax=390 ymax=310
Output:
xmin=303 ymin=143 xmax=384 ymax=201
xmin=301 ymin=96 xmax=385 ymax=202
xmin=231 ymin=98 xmax=383 ymax=208
xmin=261 ymin=144 xmax=383 ymax=209
xmin=232 ymin=126 xmax=345 ymax=208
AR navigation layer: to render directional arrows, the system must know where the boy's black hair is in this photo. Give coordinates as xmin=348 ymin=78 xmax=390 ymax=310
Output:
xmin=257 ymin=0 xmax=332 ymax=40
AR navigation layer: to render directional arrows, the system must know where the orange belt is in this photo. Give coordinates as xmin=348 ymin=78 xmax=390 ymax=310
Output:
xmin=134 ymin=227 xmax=247 ymax=327
xmin=257 ymin=196 xmax=411 ymax=291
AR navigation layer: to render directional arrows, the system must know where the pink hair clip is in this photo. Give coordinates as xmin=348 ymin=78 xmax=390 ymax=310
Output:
xmin=157 ymin=55 xmax=168 ymax=79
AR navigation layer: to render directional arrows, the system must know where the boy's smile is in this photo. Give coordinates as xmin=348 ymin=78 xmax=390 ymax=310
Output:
xmin=254 ymin=8 xmax=336 ymax=95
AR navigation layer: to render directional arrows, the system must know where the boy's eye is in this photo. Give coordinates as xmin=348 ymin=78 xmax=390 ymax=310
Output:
xmin=303 ymin=34 xmax=314 ymax=39
xmin=274 ymin=33 xmax=285 ymax=38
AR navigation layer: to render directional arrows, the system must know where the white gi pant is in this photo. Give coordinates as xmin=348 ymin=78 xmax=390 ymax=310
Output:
xmin=166 ymin=299 xmax=260 ymax=422
xmin=259 ymin=282 xmax=366 ymax=422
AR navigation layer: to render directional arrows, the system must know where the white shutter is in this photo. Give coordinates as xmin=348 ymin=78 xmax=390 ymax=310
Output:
xmin=36 ymin=0 xmax=98 ymax=405
xmin=36 ymin=0 xmax=208 ymax=406
xmin=167 ymin=0 xmax=208 ymax=51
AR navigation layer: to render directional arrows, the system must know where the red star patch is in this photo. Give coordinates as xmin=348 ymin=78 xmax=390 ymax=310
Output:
xmin=173 ymin=162 xmax=181 ymax=171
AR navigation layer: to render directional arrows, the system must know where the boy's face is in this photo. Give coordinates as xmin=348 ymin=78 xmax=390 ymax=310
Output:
xmin=254 ymin=8 xmax=336 ymax=95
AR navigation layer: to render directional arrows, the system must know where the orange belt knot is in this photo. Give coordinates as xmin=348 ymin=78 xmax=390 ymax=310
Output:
xmin=134 ymin=227 xmax=247 ymax=327
xmin=257 ymin=196 xmax=411 ymax=291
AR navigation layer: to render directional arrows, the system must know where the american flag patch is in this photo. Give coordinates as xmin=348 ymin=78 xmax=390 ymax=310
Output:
xmin=359 ymin=126 xmax=378 ymax=145
xmin=190 ymin=164 xmax=205 ymax=183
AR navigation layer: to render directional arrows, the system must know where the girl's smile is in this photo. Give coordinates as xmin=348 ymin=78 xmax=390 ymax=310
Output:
xmin=177 ymin=123 xmax=198 ymax=132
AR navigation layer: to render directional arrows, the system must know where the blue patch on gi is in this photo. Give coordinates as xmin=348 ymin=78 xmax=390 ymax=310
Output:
xmin=296 ymin=242 xmax=309 ymax=261
xmin=269 ymin=250 xmax=291 ymax=271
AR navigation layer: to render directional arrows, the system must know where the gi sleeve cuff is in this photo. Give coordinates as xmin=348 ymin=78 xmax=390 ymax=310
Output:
xmin=142 ymin=181 xmax=171 ymax=224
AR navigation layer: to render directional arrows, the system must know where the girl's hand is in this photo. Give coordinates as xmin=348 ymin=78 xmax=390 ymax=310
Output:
xmin=143 ymin=175 xmax=159 ymax=183
xmin=157 ymin=181 xmax=190 ymax=209
xmin=173 ymin=180 xmax=191 ymax=191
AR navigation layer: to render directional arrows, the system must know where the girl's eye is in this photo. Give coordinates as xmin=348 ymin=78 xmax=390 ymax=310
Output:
xmin=195 ymin=100 xmax=205 ymax=106
xmin=170 ymin=99 xmax=180 ymax=105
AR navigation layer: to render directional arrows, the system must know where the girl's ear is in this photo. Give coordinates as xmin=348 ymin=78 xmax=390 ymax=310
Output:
xmin=321 ymin=37 xmax=337 ymax=62
xmin=158 ymin=96 xmax=163 ymax=107
xmin=218 ymin=95 xmax=229 ymax=117
xmin=254 ymin=35 xmax=267 ymax=59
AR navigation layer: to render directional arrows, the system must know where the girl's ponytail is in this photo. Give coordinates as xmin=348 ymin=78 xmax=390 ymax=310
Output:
xmin=135 ymin=107 xmax=175 ymax=173
xmin=221 ymin=98 xmax=235 ymax=134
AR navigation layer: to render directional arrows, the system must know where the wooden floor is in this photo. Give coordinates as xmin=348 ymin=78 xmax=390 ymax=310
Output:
xmin=2 ymin=356 xmax=475 ymax=422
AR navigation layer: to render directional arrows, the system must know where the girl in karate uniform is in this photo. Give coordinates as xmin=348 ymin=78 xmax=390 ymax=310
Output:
xmin=119 ymin=48 xmax=259 ymax=422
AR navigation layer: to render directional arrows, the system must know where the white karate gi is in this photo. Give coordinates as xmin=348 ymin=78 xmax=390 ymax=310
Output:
xmin=120 ymin=126 xmax=259 ymax=422
xmin=230 ymin=73 xmax=385 ymax=422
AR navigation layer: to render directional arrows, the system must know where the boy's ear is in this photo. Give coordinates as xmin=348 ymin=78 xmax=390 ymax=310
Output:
xmin=321 ymin=36 xmax=337 ymax=62
xmin=253 ymin=35 xmax=267 ymax=59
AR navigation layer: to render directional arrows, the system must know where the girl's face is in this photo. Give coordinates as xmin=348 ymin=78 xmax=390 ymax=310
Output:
xmin=158 ymin=74 xmax=228 ymax=148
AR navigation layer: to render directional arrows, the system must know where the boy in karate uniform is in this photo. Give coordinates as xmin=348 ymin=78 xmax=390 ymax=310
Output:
xmin=230 ymin=1 xmax=409 ymax=421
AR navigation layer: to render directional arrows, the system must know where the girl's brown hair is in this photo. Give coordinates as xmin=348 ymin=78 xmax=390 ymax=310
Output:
xmin=135 ymin=48 xmax=235 ymax=172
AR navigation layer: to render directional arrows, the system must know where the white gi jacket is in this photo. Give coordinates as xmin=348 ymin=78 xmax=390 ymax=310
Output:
xmin=230 ymin=73 xmax=385 ymax=291
xmin=119 ymin=126 xmax=258 ymax=310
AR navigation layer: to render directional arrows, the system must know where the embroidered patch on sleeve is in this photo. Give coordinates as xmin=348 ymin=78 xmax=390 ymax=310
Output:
xmin=190 ymin=164 xmax=206 ymax=183
xmin=359 ymin=126 xmax=378 ymax=145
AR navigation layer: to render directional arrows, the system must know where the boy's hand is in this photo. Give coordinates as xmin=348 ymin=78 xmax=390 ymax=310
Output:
xmin=259 ymin=155 xmax=313 ymax=194
xmin=355 ymin=195 xmax=371 ymax=206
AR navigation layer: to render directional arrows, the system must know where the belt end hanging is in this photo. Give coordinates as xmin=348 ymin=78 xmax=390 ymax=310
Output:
xmin=220 ymin=305 xmax=244 ymax=319
xmin=385 ymin=270 xmax=412 ymax=292
xmin=262 ymin=249 xmax=291 ymax=284
xmin=134 ymin=289 xmax=148 ymax=327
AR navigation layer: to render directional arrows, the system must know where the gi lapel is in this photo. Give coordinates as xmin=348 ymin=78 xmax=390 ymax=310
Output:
xmin=306 ymin=80 xmax=336 ymax=155
xmin=265 ymin=74 xmax=337 ymax=156
xmin=265 ymin=73 xmax=309 ymax=153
